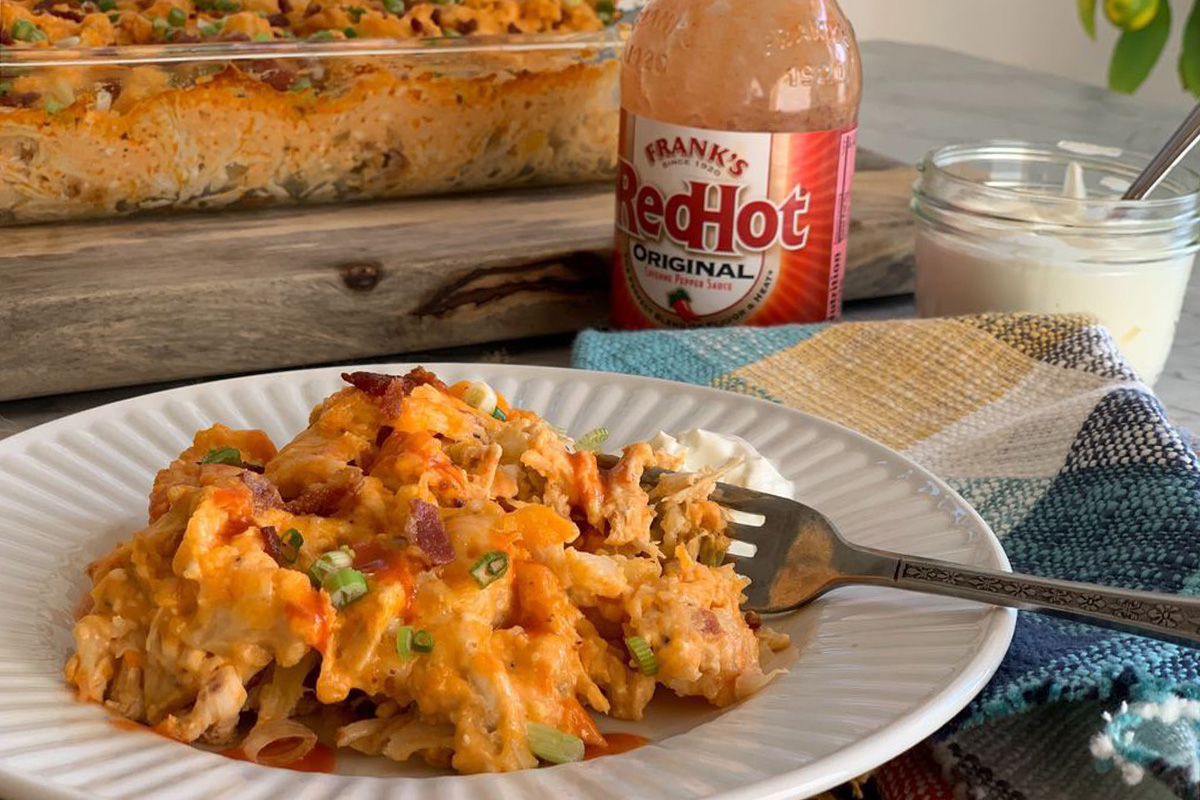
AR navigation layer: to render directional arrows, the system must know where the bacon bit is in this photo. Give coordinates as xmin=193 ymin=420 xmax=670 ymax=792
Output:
xmin=407 ymin=499 xmax=454 ymax=565
xmin=455 ymin=18 xmax=477 ymax=34
xmin=303 ymin=2 xmax=321 ymax=16
xmin=382 ymin=147 xmax=407 ymax=171
xmin=375 ymin=425 xmax=394 ymax=447
xmin=241 ymin=471 xmax=283 ymax=512
xmin=34 ymin=0 xmax=85 ymax=20
xmin=507 ymin=21 xmax=521 ymax=33
xmin=98 ymin=79 xmax=122 ymax=103
xmin=429 ymin=8 xmax=440 ymax=24
xmin=694 ymin=608 xmax=722 ymax=636
xmin=341 ymin=368 xmax=447 ymax=417
xmin=246 ymin=59 xmax=297 ymax=91
xmin=220 ymin=30 xmax=251 ymax=41
xmin=743 ymin=610 xmax=762 ymax=631
xmin=0 ymin=92 xmax=40 ymax=108
xmin=0 ymin=29 xmax=14 ymax=45
xmin=343 ymin=371 xmax=399 ymax=396
xmin=260 ymin=525 xmax=284 ymax=561
xmin=277 ymin=0 xmax=292 ymax=12
xmin=266 ymin=12 xmax=288 ymax=25
xmin=285 ymin=472 xmax=363 ymax=517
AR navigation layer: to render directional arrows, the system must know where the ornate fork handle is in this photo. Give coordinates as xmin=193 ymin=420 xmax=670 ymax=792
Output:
xmin=886 ymin=553 xmax=1200 ymax=646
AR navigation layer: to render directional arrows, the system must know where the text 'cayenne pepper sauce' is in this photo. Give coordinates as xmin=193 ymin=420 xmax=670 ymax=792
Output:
xmin=612 ymin=0 xmax=862 ymax=329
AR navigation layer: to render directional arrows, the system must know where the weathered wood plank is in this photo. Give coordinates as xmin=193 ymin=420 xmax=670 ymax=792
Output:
xmin=0 ymin=150 xmax=916 ymax=401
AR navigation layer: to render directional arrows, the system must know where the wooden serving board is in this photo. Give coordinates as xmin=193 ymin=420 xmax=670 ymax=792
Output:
xmin=0 ymin=149 xmax=915 ymax=402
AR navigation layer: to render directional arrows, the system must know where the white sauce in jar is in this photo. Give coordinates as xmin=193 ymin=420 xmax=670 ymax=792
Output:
xmin=913 ymin=146 xmax=1200 ymax=386
xmin=915 ymin=231 xmax=1194 ymax=386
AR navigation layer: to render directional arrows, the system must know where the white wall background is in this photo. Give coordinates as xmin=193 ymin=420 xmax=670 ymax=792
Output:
xmin=840 ymin=0 xmax=1193 ymax=110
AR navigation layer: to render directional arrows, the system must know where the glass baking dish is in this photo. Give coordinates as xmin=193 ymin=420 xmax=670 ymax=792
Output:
xmin=0 ymin=31 xmax=623 ymax=224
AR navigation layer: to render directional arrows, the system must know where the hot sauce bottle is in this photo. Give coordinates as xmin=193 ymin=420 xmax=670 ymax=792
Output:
xmin=612 ymin=0 xmax=862 ymax=329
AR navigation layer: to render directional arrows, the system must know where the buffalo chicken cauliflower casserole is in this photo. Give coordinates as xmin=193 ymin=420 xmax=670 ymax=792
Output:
xmin=65 ymin=368 xmax=788 ymax=773
xmin=0 ymin=0 xmax=622 ymax=222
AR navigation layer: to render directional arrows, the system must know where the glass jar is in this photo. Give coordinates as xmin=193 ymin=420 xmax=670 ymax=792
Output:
xmin=911 ymin=140 xmax=1200 ymax=385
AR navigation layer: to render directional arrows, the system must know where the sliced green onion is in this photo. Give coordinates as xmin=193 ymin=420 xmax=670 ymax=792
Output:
xmin=526 ymin=722 xmax=584 ymax=764
xmin=395 ymin=625 xmax=433 ymax=656
xmin=307 ymin=29 xmax=334 ymax=40
xmin=199 ymin=19 xmax=222 ymax=35
xmin=469 ymin=551 xmax=508 ymax=587
xmin=309 ymin=547 xmax=354 ymax=585
xmin=395 ymin=624 xmax=414 ymax=657
xmin=460 ymin=380 xmax=497 ymax=415
xmin=98 ymin=0 xmax=117 ymax=10
xmin=324 ymin=567 xmax=368 ymax=608
xmin=442 ymin=27 xmax=460 ymax=36
xmin=281 ymin=528 xmax=303 ymax=564
xmin=342 ymin=26 xmax=357 ymax=37
xmin=107 ymin=11 xmax=121 ymax=22
xmin=491 ymin=406 xmax=506 ymax=420
xmin=290 ymin=76 xmax=312 ymax=91
xmin=151 ymin=16 xmax=170 ymax=33
xmin=412 ymin=629 xmax=434 ymax=652
xmin=253 ymin=30 xmax=271 ymax=40
xmin=167 ymin=7 xmax=186 ymax=26
xmin=11 ymin=19 xmax=48 ymax=42
xmin=624 ymin=635 xmax=658 ymax=676
xmin=216 ymin=0 xmax=240 ymax=11
xmin=347 ymin=5 xmax=365 ymax=21
xmin=594 ymin=0 xmax=615 ymax=23
xmin=0 ymin=82 xmax=12 ymax=95
xmin=575 ymin=427 xmax=609 ymax=452
xmin=382 ymin=0 xmax=403 ymax=13
xmin=200 ymin=446 xmax=242 ymax=465
xmin=44 ymin=100 xmax=64 ymax=114
xmin=697 ymin=537 xmax=725 ymax=568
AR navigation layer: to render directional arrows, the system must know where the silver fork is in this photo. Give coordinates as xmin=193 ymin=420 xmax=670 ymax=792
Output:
xmin=600 ymin=455 xmax=1200 ymax=646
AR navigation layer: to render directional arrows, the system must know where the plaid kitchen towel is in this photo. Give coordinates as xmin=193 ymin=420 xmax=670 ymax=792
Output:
xmin=573 ymin=314 xmax=1200 ymax=800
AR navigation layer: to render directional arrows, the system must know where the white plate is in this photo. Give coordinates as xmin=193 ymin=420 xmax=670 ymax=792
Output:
xmin=0 ymin=364 xmax=1015 ymax=800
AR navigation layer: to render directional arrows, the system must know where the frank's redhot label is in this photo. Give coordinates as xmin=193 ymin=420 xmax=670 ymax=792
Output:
xmin=611 ymin=112 xmax=857 ymax=329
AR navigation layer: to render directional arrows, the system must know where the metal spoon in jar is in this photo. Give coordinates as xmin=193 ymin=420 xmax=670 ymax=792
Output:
xmin=1123 ymin=99 xmax=1200 ymax=200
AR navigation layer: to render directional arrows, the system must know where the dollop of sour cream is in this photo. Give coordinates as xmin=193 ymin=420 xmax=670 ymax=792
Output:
xmin=649 ymin=429 xmax=795 ymax=498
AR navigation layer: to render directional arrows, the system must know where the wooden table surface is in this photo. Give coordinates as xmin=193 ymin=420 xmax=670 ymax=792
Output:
xmin=3 ymin=40 xmax=1198 ymax=438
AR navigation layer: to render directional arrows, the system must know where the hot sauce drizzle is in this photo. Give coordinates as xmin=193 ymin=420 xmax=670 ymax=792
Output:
xmin=219 ymin=742 xmax=338 ymax=773
xmin=353 ymin=540 xmax=413 ymax=585
xmin=584 ymin=732 xmax=650 ymax=760
xmin=286 ymin=590 xmax=332 ymax=653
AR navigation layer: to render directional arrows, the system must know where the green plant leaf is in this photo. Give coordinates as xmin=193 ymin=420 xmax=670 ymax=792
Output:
xmin=1079 ymin=0 xmax=1098 ymax=38
xmin=1181 ymin=0 xmax=1200 ymax=95
xmin=1109 ymin=0 xmax=1171 ymax=93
